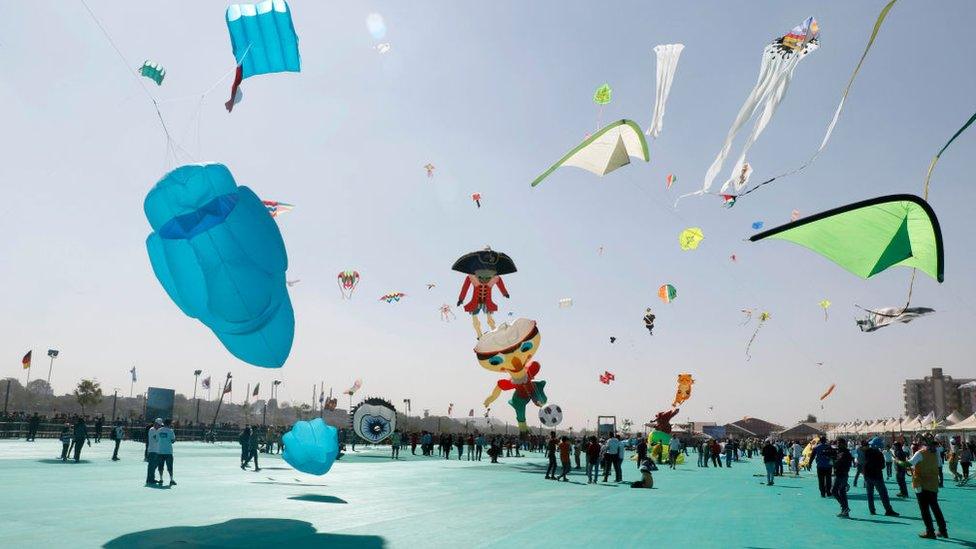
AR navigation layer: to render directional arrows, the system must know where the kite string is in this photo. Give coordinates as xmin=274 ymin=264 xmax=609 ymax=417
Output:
xmin=79 ymin=0 xmax=192 ymax=163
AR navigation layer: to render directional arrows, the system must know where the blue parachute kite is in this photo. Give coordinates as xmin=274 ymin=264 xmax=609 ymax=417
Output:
xmin=144 ymin=164 xmax=294 ymax=368
xmin=225 ymin=0 xmax=301 ymax=111
xmin=283 ymin=418 xmax=340 ymax=475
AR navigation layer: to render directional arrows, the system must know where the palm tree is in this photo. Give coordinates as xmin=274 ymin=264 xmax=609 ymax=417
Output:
xmin=74 ymin=379 xmax=103 ymax=414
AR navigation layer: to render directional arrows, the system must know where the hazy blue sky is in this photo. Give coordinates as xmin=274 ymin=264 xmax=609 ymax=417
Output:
xmin=2 ymin=1 xmax=974 ymax=430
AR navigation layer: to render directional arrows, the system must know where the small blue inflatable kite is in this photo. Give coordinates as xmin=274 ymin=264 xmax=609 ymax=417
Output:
xmin=144 ymin=163 xmax=294 ymax=368
xmin=225 ymin=0 xmax=301 ymax=111
xmin=283 ymin=418 xmax=340 ymax=475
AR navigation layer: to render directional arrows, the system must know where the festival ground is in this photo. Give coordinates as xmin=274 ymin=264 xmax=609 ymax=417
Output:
xmin=1 ymin=441 xmax=973 ymax=548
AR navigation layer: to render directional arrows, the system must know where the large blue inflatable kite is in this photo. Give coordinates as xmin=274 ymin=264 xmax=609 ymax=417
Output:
xmin=144 ymin=163 xmax=294 ymax=368
xmin=283 ymin=418 xmax=340 ymax=475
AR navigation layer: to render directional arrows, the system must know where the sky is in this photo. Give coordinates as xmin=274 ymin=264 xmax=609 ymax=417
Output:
xmin=2 ymin=1 xmax=975 ymax=431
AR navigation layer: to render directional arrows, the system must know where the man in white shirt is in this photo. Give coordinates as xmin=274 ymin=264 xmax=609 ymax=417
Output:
xmin=145 ymin=418 xmax=162 ymax=486
xmin=155 ymin=419 xmax=177 ymax=487
xmin=603 ymin=433 xmax=623 ymax=482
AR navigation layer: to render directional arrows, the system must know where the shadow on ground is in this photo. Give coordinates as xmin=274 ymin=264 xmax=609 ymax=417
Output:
xmin=103 ymin=518 xmax=384 ymax=548
xmin=37 ymin=459 xmax=92 ymax=464
xmin=288 ymin=494 xmax=348 ymax=504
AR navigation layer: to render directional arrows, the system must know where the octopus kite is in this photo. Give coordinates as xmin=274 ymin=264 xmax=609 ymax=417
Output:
xmin=475 ymin=318 xmax=547 ymax=432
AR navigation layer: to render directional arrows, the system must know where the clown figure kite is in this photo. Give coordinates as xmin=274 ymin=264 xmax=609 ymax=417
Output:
xmin=474 ymin=318 xmax=548 ymax=432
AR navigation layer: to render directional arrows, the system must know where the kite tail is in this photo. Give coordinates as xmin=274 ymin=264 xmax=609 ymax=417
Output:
xmin=226 ymin=65 xmax=244 ymax=113
xmin=735 ymin=0 xmax=899 ymax=201
xmin=922 ymin=110 xmax=976 ymax=200
xmin=745 ymin=322 xmax=763 ymax=361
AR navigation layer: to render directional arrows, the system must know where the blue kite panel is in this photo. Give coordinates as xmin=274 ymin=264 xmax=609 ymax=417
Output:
xmin=283 ymin=418 xmax=340 ymax=475
xmin=227 ymin=0 xmax=301 ymax=79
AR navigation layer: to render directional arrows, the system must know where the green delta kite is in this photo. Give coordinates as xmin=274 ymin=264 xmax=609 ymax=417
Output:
xmin=531 ymin=120 xmax=649 ymax=187
xmin=749 ymin=194 xmax=944 ymax=283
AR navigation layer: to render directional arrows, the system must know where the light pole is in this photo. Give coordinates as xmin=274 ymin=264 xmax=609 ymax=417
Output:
xmin=193 ymin=370 xmax=202 ymax=424
xmin=111 ymin=388 xmax=119 ymax=420
xmin=46 ymin=349 xmax=59 ymax=386
xmin=272 ymin=380 xmax=281 ymax=426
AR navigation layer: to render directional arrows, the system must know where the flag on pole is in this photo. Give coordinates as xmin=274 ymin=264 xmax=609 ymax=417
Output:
xmin=130 ymin=366 xmax=137 ymax=382
xmin=447 ymin=403 xmax=454 ymax=416
xmin=319 ymin=390 xmax=324 ymax=404
xmin=468 ymin=409 xmax=474 ymax=417
xmin=403 ymin=398 xmax=411 ymax=412
xmin=201 ymin=376 xmax=211 ymax=390
xmin=22 ymin=350 xmax=32 ymax=369
xmin=252 ymin=383 xmax=260 ymax=397
xmin=224 ymin=379 xmax=233 ymax=394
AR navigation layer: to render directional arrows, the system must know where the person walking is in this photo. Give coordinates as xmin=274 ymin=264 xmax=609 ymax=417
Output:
xmin=455 ymin=435 xmax=465 ymax=460
xmin=246 ymin=426 xmax=261 ymax=471
xmin=110 ymin=420 xmax=125 ymax=461
xmin=476 ymin=433 xmax=485 ymax=461
xmin=761 ymin=439 xmax=778 ymax=486
xmin=71 ymin=416 xmax=90 ymax=462
xmin=669 ymin=437 xmax=682 ymax=469
xmin=832 ymin=438 xmax=853 ymax=518
xmin=883 ymin=444 xmax=894 ymax=479
xmin=146 ymin=418 xmax=162 ymax=485
xmin=557 ymin=436 xmax=571 ymax=481
xmin=812 ymin=437 xmax=834 ymax=498
xmin=959 ymin=442 xmax=973 ymax=483
xmin=26 ymin=413 xmax=40 ymax=442
xmin=156 ymin=419 xmax=176 ymax=486
xmin=59 ymin=423 xmax=72 ymax=461
xmin=724 ymin=439 xmax=734 ymax=468
xmin=544 ymin=432 xmax=558 ymax=480
xmin=636 ymin=436 xmax=649 ymax=470
xmin=238 ymin=426 xmax=251 ymax=469
xmin=895 ymin=440 xmax=948 ymax=539
xmin=863 ymin=438 xmax=899 ymax=516
xmin=585 ymin=436 xmax=601 ymax=484
xmin=94 ymin=415 xmax=104 ymax=444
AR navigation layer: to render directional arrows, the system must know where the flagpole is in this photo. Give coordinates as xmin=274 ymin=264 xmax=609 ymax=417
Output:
xmin=209 ymin=373 xmax=232 ymax=437
xmin=244 ymin=383 xmax=250 ymax=424
xmin=319 ymin=381 xmax=324 ymax=419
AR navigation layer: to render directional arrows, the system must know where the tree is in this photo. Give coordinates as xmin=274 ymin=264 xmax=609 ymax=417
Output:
xmin=27 ymin=379 xmax=53 ymax=397
xmin=74 ymin=379 xmax=103 ymax=414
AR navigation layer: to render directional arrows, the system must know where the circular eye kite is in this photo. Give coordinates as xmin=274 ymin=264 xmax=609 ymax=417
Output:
xmin=351 ymin=397 xmax=397 ymax=444
xmin=539 ymin=403 xmax=563 ymax=427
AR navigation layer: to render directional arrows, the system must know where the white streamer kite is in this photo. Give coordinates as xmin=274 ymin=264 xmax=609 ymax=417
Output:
xmin=646 ymin=44 xmax=684 ymax=138
xmin=683 ymin=17 xmax=819 ymax=203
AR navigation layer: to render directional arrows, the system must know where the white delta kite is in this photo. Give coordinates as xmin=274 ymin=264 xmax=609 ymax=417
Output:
xmin=531 ymin=120 xmax=649 ymax=187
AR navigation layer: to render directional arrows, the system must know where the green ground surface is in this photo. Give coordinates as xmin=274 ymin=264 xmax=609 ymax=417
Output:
xmin=0 ymin=440 xmax=973 ymax=548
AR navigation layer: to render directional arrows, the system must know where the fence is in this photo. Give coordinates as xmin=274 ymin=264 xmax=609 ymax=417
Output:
xmin=0 ymin=419 xmax=264 ymax=442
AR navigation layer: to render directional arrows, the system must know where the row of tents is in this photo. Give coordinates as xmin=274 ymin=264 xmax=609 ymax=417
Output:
xmin=828 ymin=411 xmax=976 ymax=438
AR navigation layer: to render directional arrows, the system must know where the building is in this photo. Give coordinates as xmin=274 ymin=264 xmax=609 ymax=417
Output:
xmin=903 ymin=367 xmax=975 ymax=418
xmin=777 ymin=422 xmax=837 ymax=441
xmin=722 ymin=418 xmax=784 ymax=439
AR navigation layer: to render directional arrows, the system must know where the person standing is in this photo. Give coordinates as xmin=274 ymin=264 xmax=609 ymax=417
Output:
xmin=852 ymin=440 xmax=868 ymax=487
xmin=832 ymin=438 xmax=853 ymax=518
xmin=883 ymin=444 xmax=894 ymax=479
xmin=59 ymin=423 xmax=72 ymax=461
xmin=812 ymin=437 xmax=834 ymax=498
xmin=863 ymin=438 xmax=899 ymax=516
xmin=94 ymin=415 xmax=104 ymax=444
xmin=544 ymin=432 xmax=558 ymax=480
xmin=573 ymin=439 xmax=582 ymax=470
xmin=26 ymin=413 xmax=40 ymax=442
xmin=146 ymin=418 xmax=162 ymax=485
xmin=156 ymin=419 xmax=176 ymax=486
xmin=585 ymin=436 xmax=601 ymax=484
xmin=700 ymin=440 xmax=710 ymax=468
xmin=246 ymin=427 xmax=261 ymax=471
xmin=467 ymin=434 xmax=475 ymax=461
xmin=475 ymin=433 xmax=485 ymax=461
xmin=604 ymin=432 xmax=623 ymax=482
xmin=71 ymin=416 xmax=90 ymax=462
xmin=724 ymin=439 xmax=734 ymax=468
xmin=761 ymin=439 xmax=778 ymax=486
xmin=557 ymin=436 xmax=571 ymax=481
xmin=390 ymin=430 xmax=401 ymax=459
xmin=895 ymin=441 xmax=948 ymax=539
xmin=958 ymin=442 xmax=973 ymax=482
xmin=410 ymin=432 xmax=418 ymax=455
xmin=893 ymin=441 xmax=910 ymax=497
xmin=455 ymin=435 xmax=464 ymax=460
xmin=710 ymin=440 xmax=722 ymax=468
xmin=110 ymin=420 xmax=125 ymax=461
xmin=790 ymin=440 xmax=803 ymax=476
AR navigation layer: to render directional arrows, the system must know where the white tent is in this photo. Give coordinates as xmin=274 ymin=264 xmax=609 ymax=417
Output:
xmin=948 ymin=413 xmax=976 ymax=431
xmin=901 ymin=415 xmax=923 ymax=432
xmin=944 ymin=411 xmax=966 ymax=426
xmin=531 ymin=120 xmax=649 ymax=186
